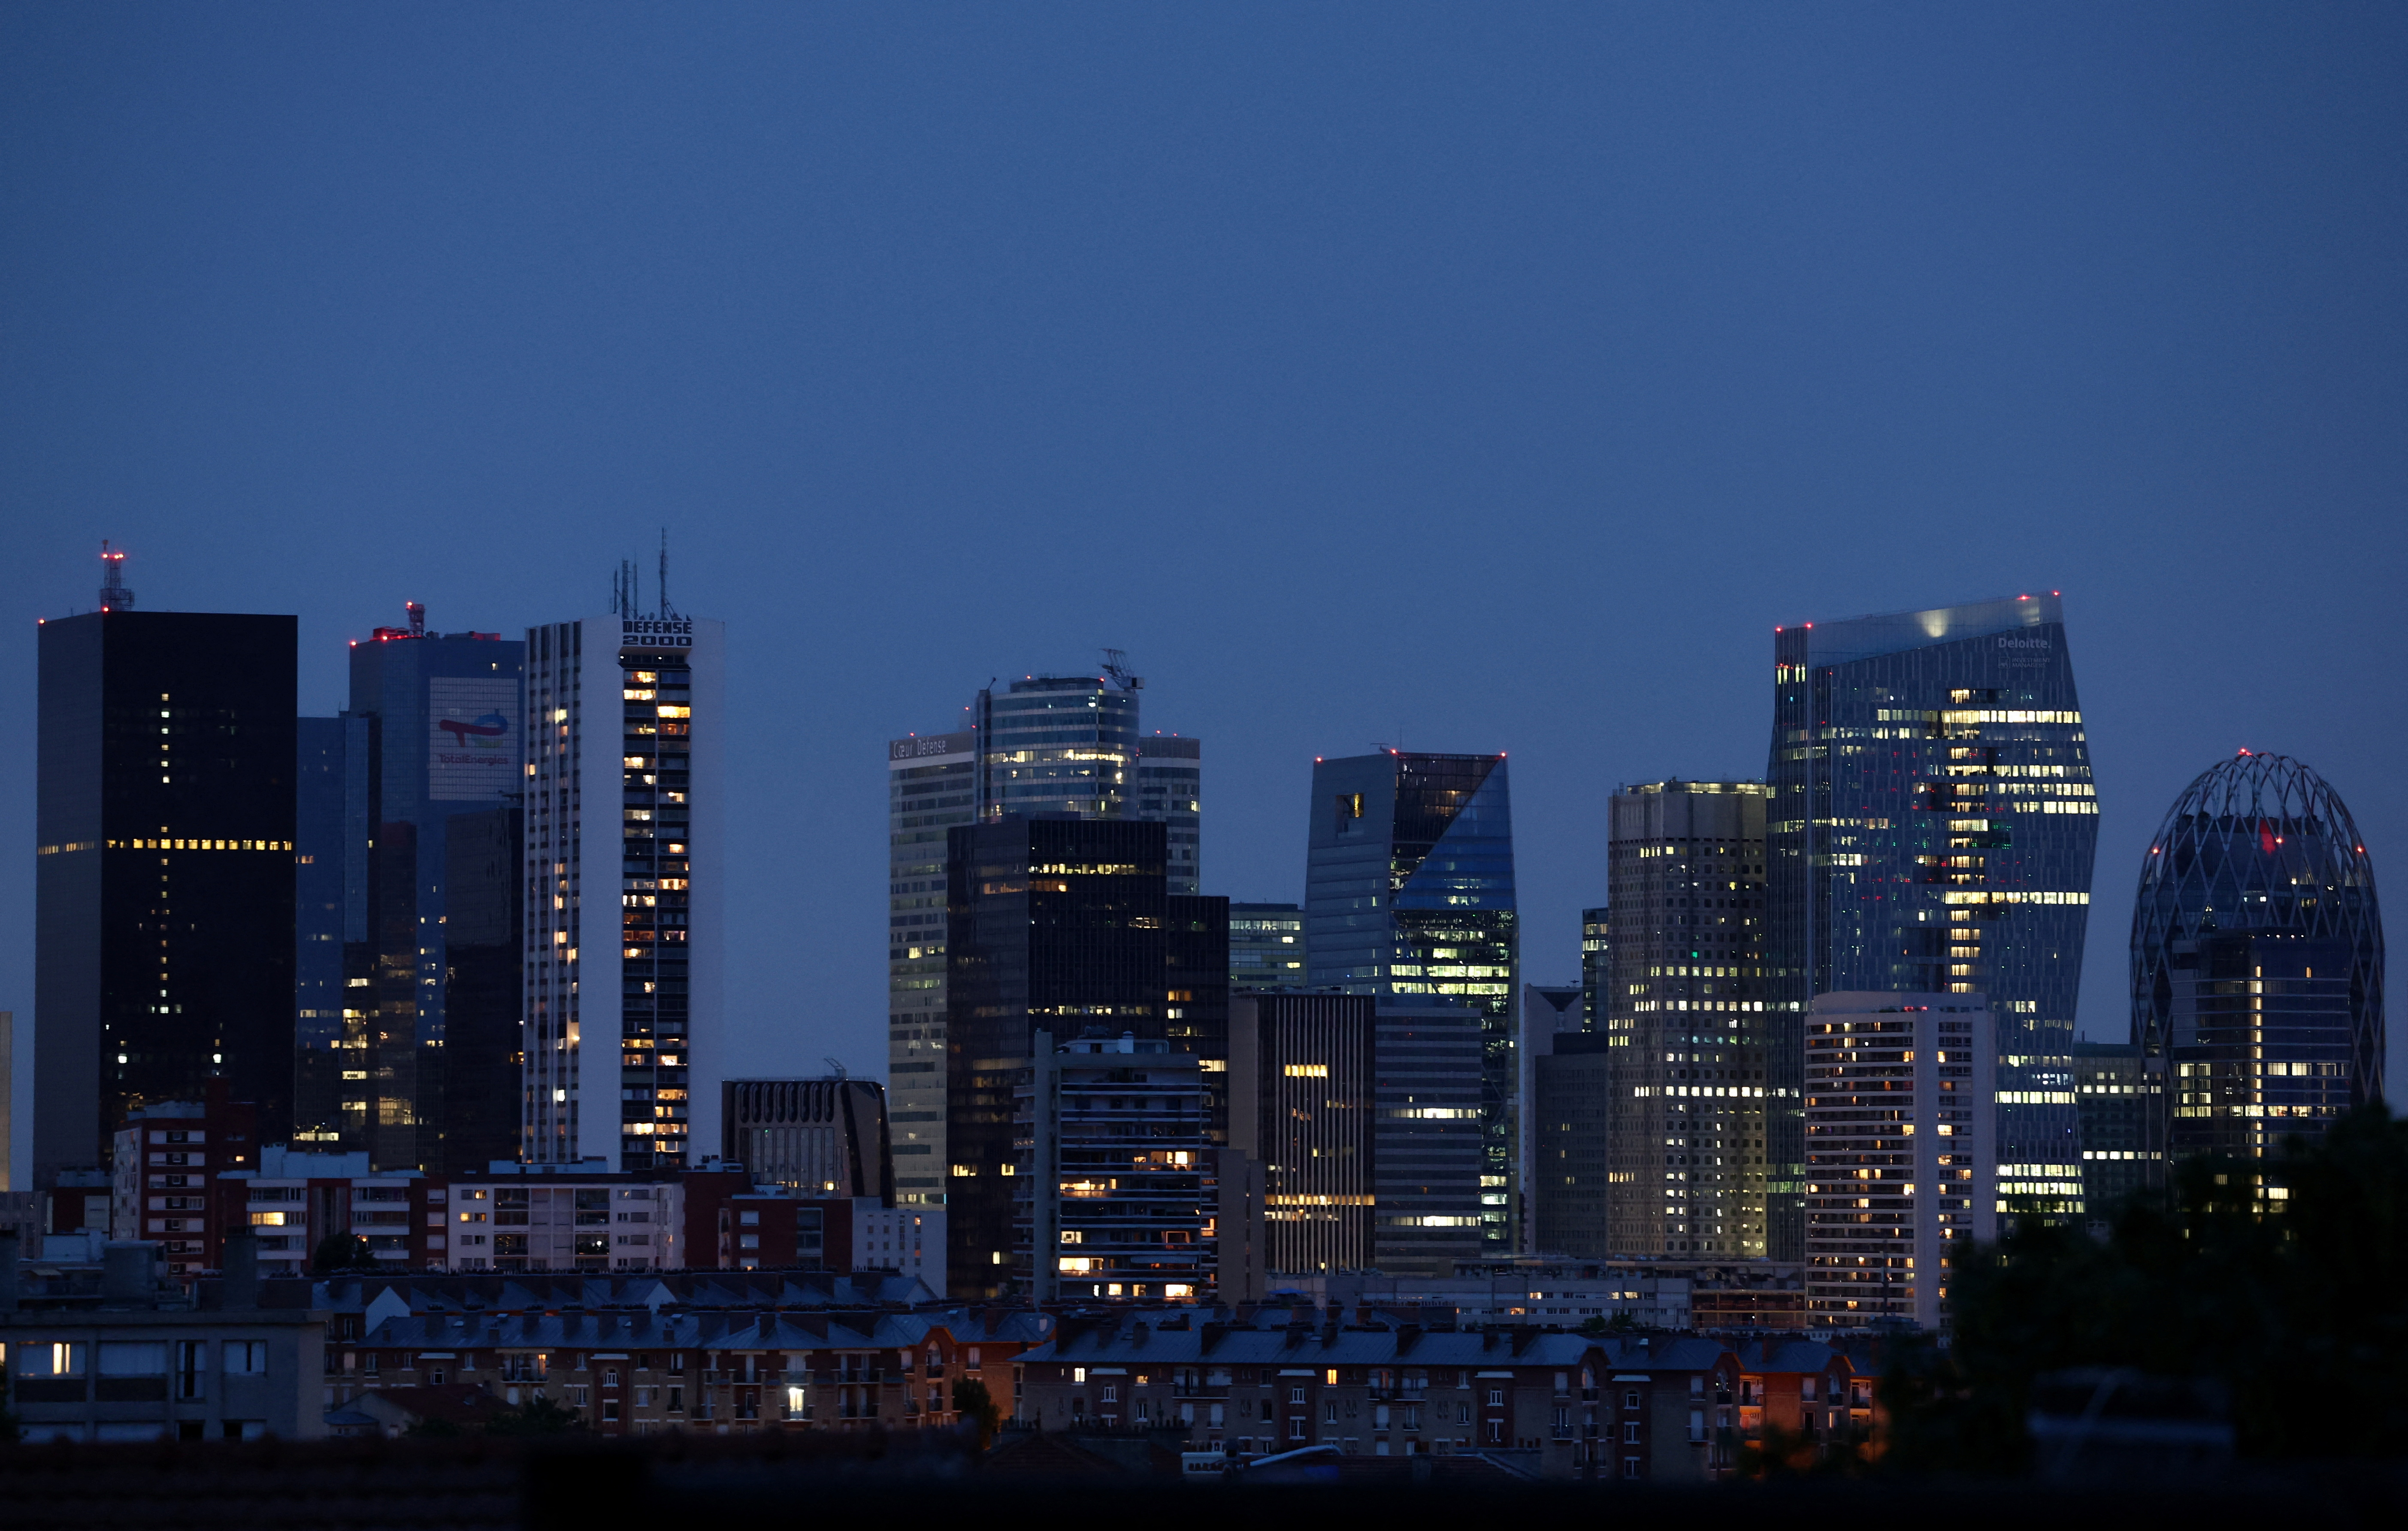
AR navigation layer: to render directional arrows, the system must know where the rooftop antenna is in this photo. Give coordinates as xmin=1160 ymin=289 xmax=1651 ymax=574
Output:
xmin=406 ymin=601 xmax=425 ymax=639
xmin=1101 ymin=648 xmax=1142 ymax=691
xmin=97 ymin=540 xmax=134 ymax=612
xmin=657 ymin=528 xmax=676 ymax=618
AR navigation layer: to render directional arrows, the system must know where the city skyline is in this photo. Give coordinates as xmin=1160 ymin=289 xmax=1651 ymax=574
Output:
xmin=7 ymin=7 xmax=2407 ymax=1182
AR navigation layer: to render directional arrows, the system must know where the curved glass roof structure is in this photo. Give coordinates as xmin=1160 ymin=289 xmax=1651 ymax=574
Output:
xmin=2130 ymin=751 xmax=2385 ymax=1156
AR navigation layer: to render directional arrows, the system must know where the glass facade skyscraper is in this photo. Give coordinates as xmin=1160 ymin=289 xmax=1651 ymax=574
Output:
xmin=941 ymin=814 xmax=1228 ymax=1298
xmin=35 ymin=602 xmax=297 ymax=1188
xmin=2130 ymin=751 xmax=2384 ymax=1162
xmin=333 ymin=609 xmax=525 ymax=1171
xmin=888 ymin=666 xmax=1201 ymax=1209
xmin=1306 ymin=751 xmax=1519 ymax=1253
xmin=1601 ymin=780 xmax=1772 ymax=1258
xmin=1768 ymin=594 xmax=2098 ymax=1252
xmin=1229 ymin=902 xmax=1307 ymax=991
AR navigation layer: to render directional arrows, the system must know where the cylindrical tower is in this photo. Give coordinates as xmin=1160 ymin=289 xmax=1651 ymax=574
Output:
xmin=2131 ymin=752 xmax=2385 ymax=1163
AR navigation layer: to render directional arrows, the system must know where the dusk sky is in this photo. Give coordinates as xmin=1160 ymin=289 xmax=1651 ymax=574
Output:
xmin=7 ymin=4 xmax=2405 ymax=1168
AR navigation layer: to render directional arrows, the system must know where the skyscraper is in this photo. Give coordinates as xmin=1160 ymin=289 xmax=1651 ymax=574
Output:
xmin=2131 ymin=752 xmax=2385 ymax=1163
xmin=293 ymin=714 xmax=366 ymax=1146
xmin=888 ymin=663 xmax=1202 ymax=1209
xmin=35 ymin=555 xmax=297 ymax=1188
xmin=1768 ymin=594 xmax=2097 ymax=1249
xmin=1370 ymin=1001 xmax=1487 ymax=1275
xmin=1600 ymin=780 xmax=1772 ymax=1258
xmin=942 ymin=814 xmax=1228 ymax=1298
xmin=1306 ymin=751 xmax=1519 ymax=1252
xmin=721 ymin=1076 xmax=893 ymax=1198
xmin=886 ymin=728 xmax=977 ymax=1206
xmin=1228 ymin=903 xmax=1307 ymax=991
xmin=522 ymin=599 xmax=725 ymax=1171
xmin=1579 ymin=907 xmax=1609 ymax=1030
xmin=1228 ymin=991 xmax=1377 ymax=1275
xmin=1803 ymin=992 xmax=1997 ymax=1330
xmin=332 ymin=606 xmax=526 ymax=1171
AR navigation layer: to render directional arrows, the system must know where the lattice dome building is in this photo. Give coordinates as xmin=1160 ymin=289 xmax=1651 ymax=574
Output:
xmin=2131 ymin=751 xmax=2385 ymax=1161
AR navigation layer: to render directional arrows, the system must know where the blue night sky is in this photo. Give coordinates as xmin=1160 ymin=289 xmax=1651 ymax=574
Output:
xmin=6 ymin=4 xmax=2405 ymax=1168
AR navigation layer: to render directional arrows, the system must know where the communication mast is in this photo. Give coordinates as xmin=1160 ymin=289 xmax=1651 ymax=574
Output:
xmin=97 ymin=540 xmax=134 ymax=611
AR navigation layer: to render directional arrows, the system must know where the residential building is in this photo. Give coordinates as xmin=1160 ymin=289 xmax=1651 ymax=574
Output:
xmin=2130 ymin=751 xmax=2386 ymax=1163
xmin=943 ymin=815 xmax=1228 ymax=1299
xmin=1307 ymin=752 xmax=1519 ymax=1253
xmin=1021 ymin=1031 xmax=1216 ymax=1302
xmin=1769 ymin=594 xmax=2099 ymax=1250
xmin=336 ymin=1292 xmax=1044 ymax=1436
xmin=1282 ymin=1260 xmax=1763 ymax=1331
xmin=1014 ymin=1313 xmax=1740 ymax=1479
xmin=522 ymin=601 xmax=726 ymax=1171
xmin=704 ymin=1191 xmax=942 ymax=1289
xmin=214 ymin=1146 xmax=434 ymax=1276
xmin=36 ymin=564 xmax=298 ymax=1189
xmin=0 ymin=1231 xmax=327 ymax=1443
xmin=1803 ymin=993 xmax=1997 ymax=1330
xmin=1601 ymin=781 xmax=1773 ymax=1259
xmin=2074 ymin=1040 xmax=2164 ymax=1224
xmin=1228 ymin=992 xmax=1376 ymax=1276
xmin=1230 ymin=903 xmax=1307 ymax=991
xmin=108 ymin=1083 xmax=259 ymax=1275
xmin=1532 ymin=1031 xmax=1612 ymax=1256
xmin=1732 ymin=1339 xmax=1871 ymax=1466
xmin=1373 ymin=1003 xmax=1486 ymax=1276
xmin=721 ymin=1077 xmax=893 ymax=1199
xmin=328 ymin=607 xmax=526 ymax=1173
xmin=888 ymin=665 xmax=1204 ymax=1209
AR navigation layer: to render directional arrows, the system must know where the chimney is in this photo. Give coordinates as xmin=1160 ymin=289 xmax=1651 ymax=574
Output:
xmin=103 ymin=1241 xmax=154 ymax=1306
xmin=222 ymin=1231 xmax=261 ymax=1309
xmin=0 ymin=1229 xmax=18 ymax=1312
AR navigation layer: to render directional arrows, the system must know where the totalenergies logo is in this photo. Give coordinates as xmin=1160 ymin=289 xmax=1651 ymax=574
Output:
xmin=439 ymin=710 xmax=511 ymax=748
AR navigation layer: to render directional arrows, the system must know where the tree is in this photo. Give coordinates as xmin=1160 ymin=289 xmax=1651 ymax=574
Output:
xmin=312 ymin=1234 xmax=381 ymax=1276
xmin=1881 ymin=1102 xmax=2408 ymax=1471
xmin=953 ymin=1378 xmax=1001 ymax=1449
xmin=483 ymin=1394 xmax=587 ymax=1436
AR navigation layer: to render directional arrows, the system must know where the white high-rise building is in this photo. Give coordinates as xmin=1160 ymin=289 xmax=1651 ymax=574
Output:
xmin=524 ymin=608 xmax=725 ymax=1171
xmin=1803 ymin=991 xmax=1997 ymax=1331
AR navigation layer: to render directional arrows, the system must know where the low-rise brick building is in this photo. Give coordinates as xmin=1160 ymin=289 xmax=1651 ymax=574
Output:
xmin=1013 ymin=1310 xmax=1739 ymax=1479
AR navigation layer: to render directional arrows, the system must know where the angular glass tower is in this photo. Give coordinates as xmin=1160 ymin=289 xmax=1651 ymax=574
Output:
xmin=2130 ymin=751 xmax=2384 ymax=1161
xmin=1768 ymin=594 xmax=2098 ymax=1250
xmin=1306 ymin=751 xmax=1519 ymax=1253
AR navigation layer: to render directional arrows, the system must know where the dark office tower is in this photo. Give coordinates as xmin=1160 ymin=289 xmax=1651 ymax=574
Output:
xmin=1229 ymin=903 xmax=1307 ymax=992
xmin=441 ymin=803 xmax=524 ymax=1171
xmin=1768 ymin=594 xmax=2098 ymax=1249
xmin=338 ymin=608 xmax=526 ymax=1172
xmin=1307 ymin=751 xmax=1519 ymax=1252
xmin=35 ymin=587 xmax=297 ymax=1190
xmin=892 ymin=662 xmax=1204 ymax=1207
xmin=1533 ymin=1031 xmax=1614 ymax=1256
xmin=1580 ymin=908 xmax=1609 ymax=1030
xmin=1228 ymin=991 xmax=1378 ymax=1275
xmin=525 ymin=604 xmax=726 ymax=1171
xmin=2132 ymin=752 xmax=2385 ymax=1162
xmin=1602 ymin=781 xmax=1771 ymax=1258
xmin=721 ymin=1077 xmax=894 ymax=1199
xmin=946 ymin=816 xmax=1194 ymax=1298
xmin=2073 ymin=1041 xmax=2163 ymax=1224
xmin=1519 ymin=982 xmax=1582 ymax=1250
xmin=1372 ymin=1002 xmax=1487 ymax=1276
xmin=293 ymin=715 xmax=366 ymax=1145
